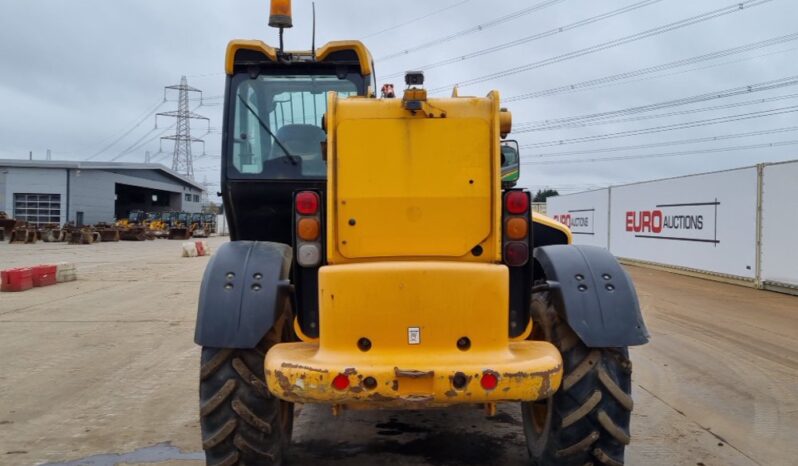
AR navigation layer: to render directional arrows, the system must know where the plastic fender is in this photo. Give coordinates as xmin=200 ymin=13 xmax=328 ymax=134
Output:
xmin=194 ymin=241 xmax=292 ymax=348
xmin=533 ymin=245 xmax=650 ymax=348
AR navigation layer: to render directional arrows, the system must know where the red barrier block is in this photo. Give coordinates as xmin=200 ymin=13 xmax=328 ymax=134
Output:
xmin=195 ymin=240 xmax=206 ymax=257
xmin=32 ymin=264 xmax=57 ymax=287
xmin=1 ymin=267 xmax=34 ymax=292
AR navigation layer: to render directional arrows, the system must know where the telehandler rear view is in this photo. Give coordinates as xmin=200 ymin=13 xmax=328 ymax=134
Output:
xmin=195 ymin=2 xmax=649 ymax=465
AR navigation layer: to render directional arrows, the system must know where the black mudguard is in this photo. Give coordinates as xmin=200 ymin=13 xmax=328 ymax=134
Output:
xmin=533 ymin=245 xmax=649 ymax=348
xmin=194 ymin=241 xmax=292 ymax=349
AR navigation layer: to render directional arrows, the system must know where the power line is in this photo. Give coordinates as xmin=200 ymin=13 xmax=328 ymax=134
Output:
xmin=519 ymin=92 xmax=798 ymax=132
xmin=522 ymin=139 xmax=798 ymax=165
xmin=108 ymin=102 xmax=205 ymax=162
xmin=109 ymin=124 xmax=174 ymax=162
xmin=504 ymin=33 xmax=798 ymax=103
xmin=361 ymin=0 xmax=473 ymax=40
xmin=514 ymin=75 xmax=798 ymax=130
xmin=85 ymin=99 xmax=166 ymax=161
xmin=381 ymin=0 xmax=662 ymax=80
xmin=521 ymin=125 xmax=798 ymax=156
xmin=431 ymin=0 xmax=774 ymax=93
xmin=376 ymin=0 xmax=566 ymax=61
xmin=522 ymin=105 xmax=798 ymax=148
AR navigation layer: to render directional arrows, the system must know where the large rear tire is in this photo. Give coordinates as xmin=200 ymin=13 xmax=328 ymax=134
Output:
xmin=199 ymin=312 xmax=294 ymax=466
xmin=523 ymin=292 xmax=633 ymax=466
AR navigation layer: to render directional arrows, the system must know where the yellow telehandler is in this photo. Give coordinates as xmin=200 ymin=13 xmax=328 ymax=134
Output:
xmin=194 ymin=2 xmax=649 ymax=465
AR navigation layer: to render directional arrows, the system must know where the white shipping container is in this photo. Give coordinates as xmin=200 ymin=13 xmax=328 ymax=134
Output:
xmin=760 ymin=160 xmax=798 ymax=289
xmin=609 ymin=168 xmax=758 ymax=279
xmin=546 ymin=189 xmax=610 ymax=248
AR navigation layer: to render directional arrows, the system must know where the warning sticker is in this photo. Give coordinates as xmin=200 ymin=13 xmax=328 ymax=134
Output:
xmin=407 ymin=327 xmax=421 ymax=345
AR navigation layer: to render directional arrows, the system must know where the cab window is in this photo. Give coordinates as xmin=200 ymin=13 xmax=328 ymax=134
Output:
xmin=230 ymin=73 xmax=358 ymax=179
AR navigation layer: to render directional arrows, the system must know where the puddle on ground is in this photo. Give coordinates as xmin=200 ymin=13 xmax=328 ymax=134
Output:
xmin=44 ymin=442 xmax=204 ymax=466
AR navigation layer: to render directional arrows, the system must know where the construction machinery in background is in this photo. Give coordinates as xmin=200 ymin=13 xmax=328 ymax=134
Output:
xmin=3 ymin=210 xmax=215 ymax=245
xmin=145 ymin=212 xmax=170 ymax=238
xmin=203 ymin=213 xmax=217 ymax=235
xmin=194 ymin=2 xmax=648 ymax=465
xmin=64 ymin=225 xmax=99 ymax=245
xmin=2 ymin=212 xmax=38 ymax=244
xmin=8 ymin=226 xmax=37 ymax=244
xmin=189 ymin=212 xmax=208 ymax=238
xmin=168 ymin=211 xmax=192 ymax=240
xmin=116 ymin=210 xmax=153 ymax=241
xmin=93 ymin=222 xmax=121 ymax=242
xmin=0 ymin=212 xmax=18 ymax=241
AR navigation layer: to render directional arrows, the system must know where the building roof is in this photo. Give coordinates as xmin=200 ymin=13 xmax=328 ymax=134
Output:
xmin=0 ymin=159 xmax=205 ymax=191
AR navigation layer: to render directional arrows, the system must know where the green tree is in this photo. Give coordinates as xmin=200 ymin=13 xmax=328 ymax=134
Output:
xmin=202 ymin=201 xmax=221 ymax=214
xmin=533 ymin=189 xmax=559 ymax=202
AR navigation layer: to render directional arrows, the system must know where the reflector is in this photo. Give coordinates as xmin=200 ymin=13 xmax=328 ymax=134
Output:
xmin=504 ymin=242 xmax=529 ymax=267
xmin=332 ymin=373 xmax=349 ymax=390
xmin=480 ymin=371 xmax=499 ymax=390
xmin=297 ymin=244 xmax=321 ymax=267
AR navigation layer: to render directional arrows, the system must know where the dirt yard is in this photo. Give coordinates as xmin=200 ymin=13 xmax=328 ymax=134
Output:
xmin=0 ymin=237 xmax=795 ymax=465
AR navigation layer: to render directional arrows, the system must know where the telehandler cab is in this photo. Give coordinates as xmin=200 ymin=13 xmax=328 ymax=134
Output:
xmin=195 ymin=2 xmax=649 ymax=465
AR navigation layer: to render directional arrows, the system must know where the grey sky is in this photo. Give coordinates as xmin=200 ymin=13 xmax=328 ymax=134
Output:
xmin=1 ymin=0 xmax=796 ymax=196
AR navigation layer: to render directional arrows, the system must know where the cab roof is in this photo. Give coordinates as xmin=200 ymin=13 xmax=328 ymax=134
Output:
xmin=225 ymin=39 xmax=373 ymax=77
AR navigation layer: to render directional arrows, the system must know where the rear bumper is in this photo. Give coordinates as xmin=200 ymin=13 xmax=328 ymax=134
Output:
xmin=265 ymin=341 xmax=562 ymax=407
xmin=265 ymin=261 xmax=562 ymax=407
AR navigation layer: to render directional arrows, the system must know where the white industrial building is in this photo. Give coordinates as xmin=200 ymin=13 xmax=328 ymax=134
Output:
xmin=0 ymin=159 xmax=205 ymax=226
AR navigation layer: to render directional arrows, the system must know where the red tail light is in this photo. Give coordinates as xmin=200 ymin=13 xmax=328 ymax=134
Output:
xmin=332 ymin=373 xmax=350 ymax=391
xmin=296 ymin=191 xmax=319 ymax=215
xmin=505 ymin=191 xmax=529 ymax=214
xmin=502 ymin=190 xmax=531 ymax=267
xmin=480 ymin=371 xmax=499 ymax=390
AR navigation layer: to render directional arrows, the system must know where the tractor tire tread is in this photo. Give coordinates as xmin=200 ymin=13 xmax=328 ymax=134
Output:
xmin=597 ymin=410 xmax=630 ymax=445
xmin=200 ymin=341 xmax=289 ymax=466
xmin=593 ymin=447 xmax=624 ymax=466
xmin=203 ymin=419 xmax=237 ymax=450
xmin=524 ymin=292 xmax=633 ymax=466
xmin=598 ymin=366 xmax=634 ymax=411
xmin=234 ymin=433 xmax=275 ymax=462
xmin=210 ymin=451 xmax=239 ymax=466
xmin=556 ymin=431 xmax=599 ymax=457
xmin=201 ymin=348 xmax=233 ymax=381
xmin=200 ymin=379 xmax=237 ymax=417
xmin=562 ymin=350 xmax=600 ymax=392
xmin=562 ymin=390 xmax=602 ymax=428
xmin=232 ymin=357 xmax=272 ymax=399
xmin=232 ymin=398 xmax=273 ymax=434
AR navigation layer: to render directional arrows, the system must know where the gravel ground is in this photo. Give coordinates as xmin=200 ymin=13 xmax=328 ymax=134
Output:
xmin=0 ymin=237 xmax=795 ymax=465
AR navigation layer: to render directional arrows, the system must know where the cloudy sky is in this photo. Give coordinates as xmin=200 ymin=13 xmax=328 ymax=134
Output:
xmin=1 ymin=0 xmax=797 ymax=196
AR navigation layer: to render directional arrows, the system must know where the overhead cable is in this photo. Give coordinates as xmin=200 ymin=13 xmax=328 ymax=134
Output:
xmin=361 ymin=0 xmax=473 ymax=40
xmin=522 ymin=105 xmax=798 ymax=147
xmin=381 ymin=0 xmax=662 ymax=80
xmin=515 ymin=75 xmax=798 ymax=130
xmin=376 ymin=0 xmax=566 ymax=61
xmin=504 ymin=34 xmax=798 ymax=103
xmin=85 ymin=99 xmax=166 ymax=161
xmin=519 ymin=92 xmax=798 ymax=132
xmin=522 ymin=140 xmax=798 ymax=165
xmin=431 ymin=0 xmax=774 ymax=93
xmin=521 ymin=125 xmax=798 ymax=155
